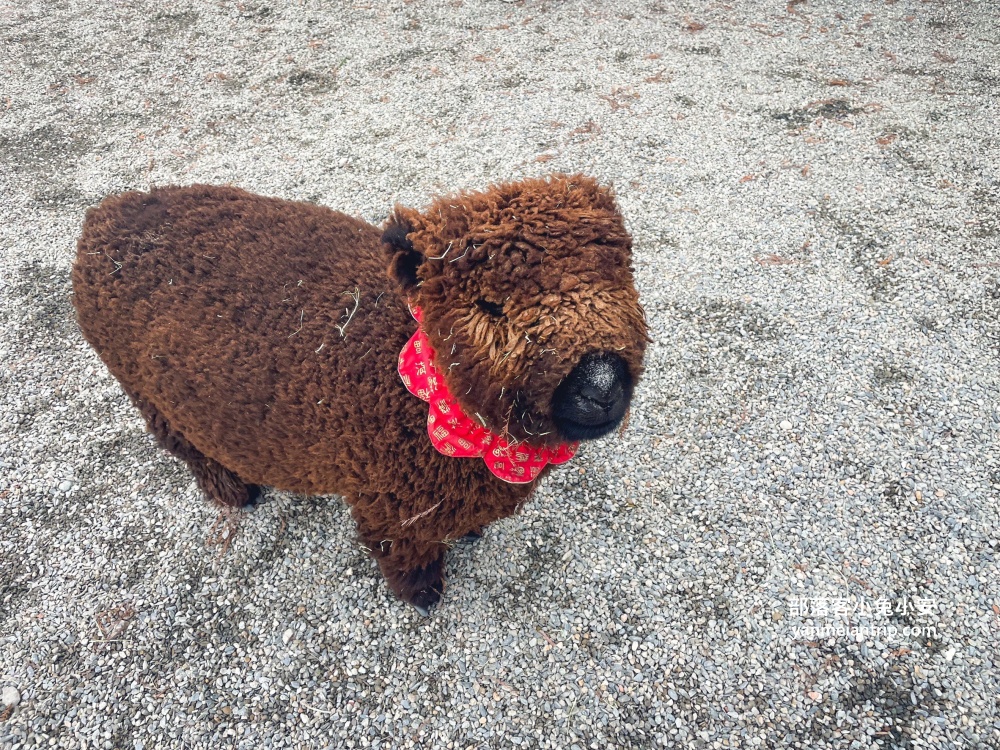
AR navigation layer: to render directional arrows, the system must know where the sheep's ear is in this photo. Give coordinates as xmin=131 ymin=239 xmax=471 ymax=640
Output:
xmin=382 ymin=210 xmax=422 ymax=291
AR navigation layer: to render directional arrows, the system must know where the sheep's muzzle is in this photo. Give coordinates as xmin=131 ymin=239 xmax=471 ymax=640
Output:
xmin=551 ymin=351 xmax=633 ymax=441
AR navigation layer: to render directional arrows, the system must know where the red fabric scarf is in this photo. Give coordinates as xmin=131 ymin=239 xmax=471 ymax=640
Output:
xmin=398 ymin=307 xmax=577 ymax=484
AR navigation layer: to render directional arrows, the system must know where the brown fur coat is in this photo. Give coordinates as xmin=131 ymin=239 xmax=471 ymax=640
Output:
xmin=73 ymin=175 xmax=647 ymax=612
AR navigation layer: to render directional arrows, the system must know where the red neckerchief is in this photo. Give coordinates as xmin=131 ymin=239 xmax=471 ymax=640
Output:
xmin=398 ymin=306 xmax=577 ymax=484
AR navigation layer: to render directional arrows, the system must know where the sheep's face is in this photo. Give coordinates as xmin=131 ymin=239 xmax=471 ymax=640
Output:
xmin=384 ymin=174 xmax=648 ymax=447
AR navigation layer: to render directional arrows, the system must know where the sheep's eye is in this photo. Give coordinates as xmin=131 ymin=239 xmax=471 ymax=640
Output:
xmin=475 ymin=299 xmax=505 ymax=317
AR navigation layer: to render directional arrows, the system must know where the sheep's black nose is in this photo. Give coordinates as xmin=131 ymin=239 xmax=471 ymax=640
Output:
xmin=552 ymin=352 xmax=632 ymax=441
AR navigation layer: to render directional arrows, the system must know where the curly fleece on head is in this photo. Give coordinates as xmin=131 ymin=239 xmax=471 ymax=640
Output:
xmin=384 ymin=174 xmax=648 ymax=446
xmin=72 ymin=174 xmax=648 ymax=611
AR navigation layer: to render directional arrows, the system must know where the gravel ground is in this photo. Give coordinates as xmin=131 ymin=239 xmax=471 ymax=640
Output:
xmin=2 ymin=1 xmax=999 ymax=748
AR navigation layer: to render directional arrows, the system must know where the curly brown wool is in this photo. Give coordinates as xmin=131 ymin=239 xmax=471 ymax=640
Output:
xmin=72 ymin=174 xmax=648 ymax=614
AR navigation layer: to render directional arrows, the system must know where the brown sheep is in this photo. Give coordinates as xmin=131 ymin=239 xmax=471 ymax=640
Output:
xmin=72 ymin=174 xmax=648 ymax=614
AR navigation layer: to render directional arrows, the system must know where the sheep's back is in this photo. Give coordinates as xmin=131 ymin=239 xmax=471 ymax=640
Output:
xmin=72 ymin=185 xmax=420 ymax=496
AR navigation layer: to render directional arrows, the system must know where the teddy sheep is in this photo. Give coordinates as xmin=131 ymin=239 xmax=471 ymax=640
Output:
xmin=72 ymin=174 xmax=648 ymax=613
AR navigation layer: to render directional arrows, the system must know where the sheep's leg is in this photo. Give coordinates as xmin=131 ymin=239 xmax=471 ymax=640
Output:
xmin=190 ymin=457 xmax=259 ymax=508
xmin=125 ymin=389 xmax=258 ymax=508
xmin=374 ymin=541 xmax=446 ymax=616
xmin=350 ymin=497 xmax=446 ymax=615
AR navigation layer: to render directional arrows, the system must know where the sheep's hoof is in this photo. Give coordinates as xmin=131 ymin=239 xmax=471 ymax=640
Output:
xmin=244 ymin=484 xmax=263 ymax=511
xmin=409 ymin=587 xmax=441 ymax=617
xmin=462 ymin=528 xmax=483 ymax=542
xmin=397 ymin=564 xmax=443 ymax=615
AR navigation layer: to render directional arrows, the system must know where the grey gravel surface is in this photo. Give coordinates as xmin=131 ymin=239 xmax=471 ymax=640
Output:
xmin=2 ymin=1 xmax=999 ymax=748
